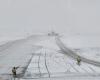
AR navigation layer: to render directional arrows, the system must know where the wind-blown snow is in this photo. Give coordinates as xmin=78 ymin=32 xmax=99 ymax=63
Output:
xmin=0 ymin=35 xmax=100 ymax=80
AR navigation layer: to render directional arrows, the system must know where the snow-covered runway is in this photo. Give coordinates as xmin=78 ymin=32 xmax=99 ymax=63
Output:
xmin=1 ymin=35 xmax=100 ymax=80
xmin=22 ymin=47 xmax=100 ymax=79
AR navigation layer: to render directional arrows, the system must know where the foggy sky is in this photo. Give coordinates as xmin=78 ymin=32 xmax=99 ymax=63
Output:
xmin=0 ymin=0 xmax=99 ymax=37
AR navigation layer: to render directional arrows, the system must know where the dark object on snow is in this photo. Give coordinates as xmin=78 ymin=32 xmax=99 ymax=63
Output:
xmin=77 ymin=56 xmax=81 ymax=66
xmin=12 ymin=66 xmax=19 ymax=77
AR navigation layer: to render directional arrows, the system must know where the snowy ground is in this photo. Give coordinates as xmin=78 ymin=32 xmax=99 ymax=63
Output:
xmin=0 ymin=35 xmax=49 ymax=80
xmin=21 ymin=48 xmax=100 ymax=79
xmin=74 ymin=48 xmax=100 ymax=62
xmin=0 ymin=35 xmax=100 ymax=80
xmin=22 ymin=36 xmax=100 ymax=80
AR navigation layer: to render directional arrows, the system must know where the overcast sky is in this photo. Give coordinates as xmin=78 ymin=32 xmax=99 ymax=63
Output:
xmin=0 ymin=0 xmax=99 ymax=37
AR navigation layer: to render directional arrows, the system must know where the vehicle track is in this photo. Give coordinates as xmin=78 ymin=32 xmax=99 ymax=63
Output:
xmin=56 ymin=37 xmax=100 ymax=67
xmin=38 ymin=53 xmax=41 ymax=77
xmin=44 ymin=52 xmax=50 ymax=78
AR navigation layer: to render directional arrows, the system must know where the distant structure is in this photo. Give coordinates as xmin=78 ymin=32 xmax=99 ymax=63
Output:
xmin=48 ymin=31 xmax=59 ymax=36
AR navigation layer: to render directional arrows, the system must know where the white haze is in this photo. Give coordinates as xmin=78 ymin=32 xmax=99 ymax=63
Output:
xmin=0 ymin=0 xmax=99 ymax=47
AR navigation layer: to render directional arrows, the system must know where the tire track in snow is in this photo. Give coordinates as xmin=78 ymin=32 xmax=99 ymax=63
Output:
xmin=44 ymin=52 xmax=50 ymax=78
xmin=56 ymin=37 xmax=100 ymax=67
xmin=38 ymin=53 xmax=41 ymax=77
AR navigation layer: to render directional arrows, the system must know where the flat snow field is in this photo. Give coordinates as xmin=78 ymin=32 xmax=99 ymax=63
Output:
xmin=21 ymin=48 xmax=100 ymax=79
xmin=1 ymin=35 xmax=100 ymax=80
